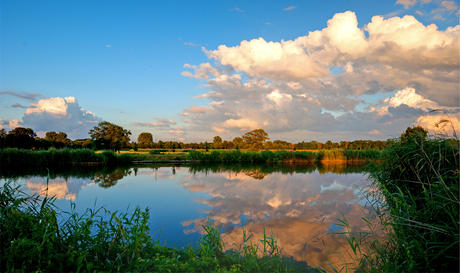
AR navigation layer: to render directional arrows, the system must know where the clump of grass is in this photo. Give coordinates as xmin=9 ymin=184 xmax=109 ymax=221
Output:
xmin=329 ymin=128 xmax=459 ymax=273
xmin=1 ymin=179 xmax=309 ymax=272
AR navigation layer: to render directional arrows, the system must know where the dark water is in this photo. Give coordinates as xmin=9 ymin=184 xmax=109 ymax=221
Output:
xmin=1 ymin=163 xmax=373 ymax=269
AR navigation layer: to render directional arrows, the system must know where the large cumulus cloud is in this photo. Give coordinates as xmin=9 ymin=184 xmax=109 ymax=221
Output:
xmin=181 ymin=11 xmax=459 ymax=141
xmin=4 ymin=96 xmax=101 ymax=139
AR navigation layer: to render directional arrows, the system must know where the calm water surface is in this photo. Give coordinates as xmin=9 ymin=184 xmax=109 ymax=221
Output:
xmin=2 ymin=163 xmax=373 ymax=269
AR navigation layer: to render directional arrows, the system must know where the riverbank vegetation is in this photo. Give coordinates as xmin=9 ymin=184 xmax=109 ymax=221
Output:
xmin=0 ymin=147 xmax=382 ymax=166
xmin=1 ymin=124 xmax=388 ymax=152
xmin=186 ymin=149 xmax=382 ymax=163
xmin=330 ymin=128 xmax=459 ymax=272
xmin=0 ymin=179 xmax=315 ymax=272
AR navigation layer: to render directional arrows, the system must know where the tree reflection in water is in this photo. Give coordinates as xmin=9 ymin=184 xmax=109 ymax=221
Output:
xmin=91 ymin=169 xmax=132 ymax=188
xmin=180 ymin=163 xmax=372 ymax=270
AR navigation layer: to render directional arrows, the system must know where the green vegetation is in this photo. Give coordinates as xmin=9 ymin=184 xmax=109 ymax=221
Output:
xmin=1 ymin=180 xmax=314 ymax=272
xmin=89 ymin=121 xmax=132 ymax=152
xmin=1 ymin=125 xmax=389 ymax=153
xmin=0 ymin=148 xmax=132 ymax=166
xmin=187 ymin=149 xmax=382 ymax=163
xmin=330 ymin=129 xmax=459 ymax=272
xmin=137 ymin=132 xmax=153 ymax=148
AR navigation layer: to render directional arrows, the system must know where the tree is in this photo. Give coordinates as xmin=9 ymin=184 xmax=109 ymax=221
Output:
xmin=6 ymin=127 xmax=36 ymax=149
xmin=242 ymin=129 xmax=269 ymax=150
xmin=401 ymin=126 xmax=428 ymax=143
xmin=89 ymin=121 xmax=131 ymax=152
xmin=45 ymin=131 xmax=69 ymax=148
xmin=0 ymin=128 xmax=6 ymax=148
xmin=213 ymin=135 xmax=223 ymax=149
xmin=138 ymin=132 xmax=153 ymax=148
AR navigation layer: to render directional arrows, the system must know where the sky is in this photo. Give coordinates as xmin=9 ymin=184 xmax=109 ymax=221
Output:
xmin=1 ymin=0 xmax=459 ymax=143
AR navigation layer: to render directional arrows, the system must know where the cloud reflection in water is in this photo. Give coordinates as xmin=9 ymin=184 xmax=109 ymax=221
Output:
xmin=180 ymin=166 xmax=372 ymax=269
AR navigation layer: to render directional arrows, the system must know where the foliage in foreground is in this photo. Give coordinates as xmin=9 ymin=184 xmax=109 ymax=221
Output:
xmin=0 ymin=180 xmax=313 ymax=272
xmin=331 ymin=132 xmax=459 ymax=272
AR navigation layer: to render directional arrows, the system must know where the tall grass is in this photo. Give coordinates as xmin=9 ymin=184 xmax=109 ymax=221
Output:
xmin=0 ymin=148 xmax=132 ymax=166
xmin=187 ymin=149 xmax=381 ymax=163
xmin=1 ymin=179 xmax=314 ymax=272
xmin=330 ymin=132 xmax=459 ymax=272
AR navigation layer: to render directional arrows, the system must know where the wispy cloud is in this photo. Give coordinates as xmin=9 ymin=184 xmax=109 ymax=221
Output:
xmin=368 ymin=129 xmax=383 ymax=135
xmin=131 ymin=118 xmax=176 ymax=128
xmin=441 ymin=0 xmax=457 ymax=10
xmin=11 ymin=103 xmax=28 ymax=109
xmin=284 ymin=6 xmax=296 ymax=11
xmin=229 ymin=7 xmax=244 ymax=12
xmin=184 ymin=42 xmax=199 ymax=46
xmin=1 ymin=91 xmax=43 ymax=102
xmin=106 ymin=45 xmax=111 ymax=47
xmin=396 ymin=0 xmax=417 ymax=9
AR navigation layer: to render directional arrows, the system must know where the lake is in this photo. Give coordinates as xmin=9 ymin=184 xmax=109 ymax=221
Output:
xmin=2 ymin=163 xmax=374 ymax=270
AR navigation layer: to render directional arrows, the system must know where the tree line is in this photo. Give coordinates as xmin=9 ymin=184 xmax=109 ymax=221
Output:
xmin=1 ymin=121 xmax=407 ymax=151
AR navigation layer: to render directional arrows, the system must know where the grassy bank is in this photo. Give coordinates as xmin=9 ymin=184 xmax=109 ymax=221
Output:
xmin=1 ymin=148 xmax=382 ymax=166
xmin=186 ymin=149 xmax=382 ymax=163
xmin=0 ymin=180 xmax=316 ymax=272
xmin=0 ymin=148 xmax=133 ymax=166
xmin=332 ymin=134 xmax=459 ymax=272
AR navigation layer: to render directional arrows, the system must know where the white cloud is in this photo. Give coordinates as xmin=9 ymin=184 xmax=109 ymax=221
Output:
xmin=205 ymin=38 xmax=328 ymax=80
xmin=222 ymin=118 xmax=259 ymax=131
xmin=441 ymin=0 xmax=458 ymax=11
xmin=368 ymin=129 xmax=383 ymax=135
xmin=385 ymin=87 xmax=439 ymax=110
xmin=396 ymin=0 xmax=418 ymax=9
xmin=180 ymin=11 xmax=459 ymax=141
xmin=284 ymin=6 xmax=296 ymax=11
xmin=415 ymin=114 xmax=460 ymax=134
xmin=132 ymin=118 xmax=176 ymax=128
xmin=6 ymin=96 xmax=101 ymax=139
xmin=229 ymin=7 xmax=244 ymax=12
xmin=0 ymin=119 xmax=22 ymax=129
xmin=169 ymin=127 xmax=185 ymax=137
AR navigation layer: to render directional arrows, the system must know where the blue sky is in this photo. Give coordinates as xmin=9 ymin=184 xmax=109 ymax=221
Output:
xmin=1 ymin=0 xmax=459 ymax=142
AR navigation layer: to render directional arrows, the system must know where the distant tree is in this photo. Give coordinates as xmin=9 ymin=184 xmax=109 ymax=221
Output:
xmin=213 ymin=135 xmax=223 ymax=149
xmin=89 ymin=121 xmax=131 ymax=152
xmin=157 ymin=140 xmax=164 ymax=149
xmin=223 ymin=140 xmax=230 ymax=149
xmin=324 ymin=140 xmax=333 ymax=149
xmin=242 ymin=129 xmax=269 ymax=150
xmin=232 ymin=137 xmax=244 ymax=149
xmin=6 ymin=127 xmax=36 ymax=149
xmin=0 ymin=128 xmax=6 ymax=148
xmin=45 ymin=131 xmax=69 ymax=148
xmin=133 ymin=142 xmax=138 ymax=151
xmin=401 ymin=126 xmax=428 ymax=142
xmin=137 ymin=132 xmax=153 ymax=148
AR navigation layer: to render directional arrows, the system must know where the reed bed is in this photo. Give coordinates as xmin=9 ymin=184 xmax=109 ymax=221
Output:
xmin=187 ymin=149 xmax=381 ymax=163
xmin=0 ymin=148 xmax=132 ymax=166
xmin=328 ymin=133 xmax=459 ymax=272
